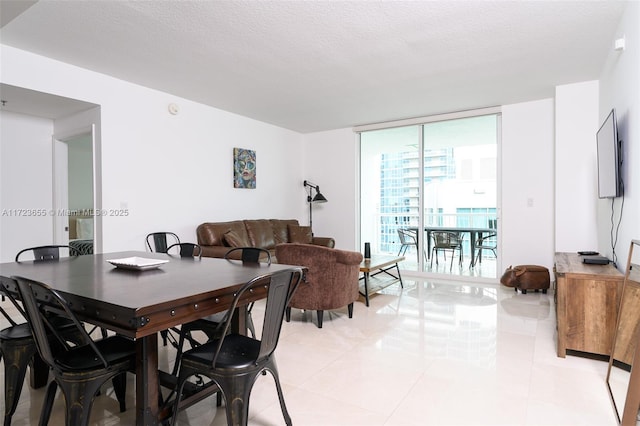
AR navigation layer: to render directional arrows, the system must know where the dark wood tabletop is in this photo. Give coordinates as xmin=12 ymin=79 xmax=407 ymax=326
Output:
xmin=0 ymin=251 xmax=294 ymax=425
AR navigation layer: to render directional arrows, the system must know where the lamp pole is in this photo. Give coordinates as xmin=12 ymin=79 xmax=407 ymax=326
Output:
xmin=304 ymin=180 xmax=328 ymax=233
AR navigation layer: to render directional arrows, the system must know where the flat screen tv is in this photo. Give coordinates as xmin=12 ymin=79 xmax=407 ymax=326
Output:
xmin=596 ymin=109 xmax=621 ymax=198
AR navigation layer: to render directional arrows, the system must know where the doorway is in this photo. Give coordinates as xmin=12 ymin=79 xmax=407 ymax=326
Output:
xmin=53 ymin=128 xmax=95 ymax=253
xmin=359 ymin=111 xmax=500 ymax=280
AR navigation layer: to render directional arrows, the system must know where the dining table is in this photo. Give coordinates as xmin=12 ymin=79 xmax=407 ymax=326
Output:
xmin=0 ymin=250 xmax=294 ymax=425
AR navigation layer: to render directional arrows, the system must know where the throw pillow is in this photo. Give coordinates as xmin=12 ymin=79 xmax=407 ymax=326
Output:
xmin=224 ymin=230 xmax=249 ymax=247
xmin=288 ymin=225 xmax=312 ymax=244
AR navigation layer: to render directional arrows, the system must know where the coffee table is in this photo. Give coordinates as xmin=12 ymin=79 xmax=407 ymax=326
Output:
xmin=359 ymin=254 xmax=405 ymax=306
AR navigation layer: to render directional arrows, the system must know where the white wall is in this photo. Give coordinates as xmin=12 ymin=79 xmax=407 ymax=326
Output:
xmin=597 ymin=1 xmax=640 ymax=269
xmin=302 ymin=128 xmax=359 ymax=250
xmin=501 ymin=99 xmax=556 ymax=272
xmin=555 ymin=81 xmax=599 ymax=252
xmin=0 ymin=111 xmax=55 ymax=261
xmin=0 ymin=45 xmax=305 ymax=258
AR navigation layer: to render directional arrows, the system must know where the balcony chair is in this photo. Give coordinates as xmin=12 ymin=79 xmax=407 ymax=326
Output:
xmin=14 ymin=276 xmax=136 ymax=426
xmin=430 ymin=231 xmax=464 ymax=271
xmin=471 ymin=231 xmax=497 ymax=267
xmin=170 ymin=268 xmax=303 ymax=426
xmin=397 ymin=228 xmax=426 ymax=263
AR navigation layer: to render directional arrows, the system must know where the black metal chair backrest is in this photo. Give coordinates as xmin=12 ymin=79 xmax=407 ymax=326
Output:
xmin=166 ymin=242 xmax=202 ymax=259
xmin=224 ymin=247 xmax=272 ymax=265
xmin=15 ymin=245 xmax=79 ymax=262
xmin=211 ymin=268 xmax=302 ymax=366
xmin=13 ymin=276 xmax=106 ymax=370
xmin=0 ymin=276 xmax=26 ymax=327
xmin=146 ymin=232 xmax=180 ymax=253
xmin=0 ymin=276 xmax=27 ymax=326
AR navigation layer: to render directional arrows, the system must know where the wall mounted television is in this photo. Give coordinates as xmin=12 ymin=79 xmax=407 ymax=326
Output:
xmin=596 ymin=108 xmax=622 ymax=199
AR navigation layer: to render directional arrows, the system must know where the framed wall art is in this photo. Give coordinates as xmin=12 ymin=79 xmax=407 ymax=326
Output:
xmin=233 ymin=147 xmax=256 ymax=189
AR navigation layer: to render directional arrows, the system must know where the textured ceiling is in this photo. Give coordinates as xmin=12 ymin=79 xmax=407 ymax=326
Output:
xmin=0 ymin=1 xmax=628 ymax=133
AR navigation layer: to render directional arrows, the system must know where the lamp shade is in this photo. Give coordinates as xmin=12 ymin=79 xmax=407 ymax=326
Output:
xmin=312 ymin=192 xmax=328 ymax=203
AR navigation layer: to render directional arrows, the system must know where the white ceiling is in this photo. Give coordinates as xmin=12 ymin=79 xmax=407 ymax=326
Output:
xmin=0 ymin=1 xmax=628 ymax=133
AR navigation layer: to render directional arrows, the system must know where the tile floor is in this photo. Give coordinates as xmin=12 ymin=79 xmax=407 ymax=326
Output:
xmin=1 ymin=276 xmax=619 ymax=425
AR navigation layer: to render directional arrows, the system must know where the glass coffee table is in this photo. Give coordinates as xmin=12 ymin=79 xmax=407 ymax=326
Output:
xmin=359 ymin=254 xmax=405 ymax=306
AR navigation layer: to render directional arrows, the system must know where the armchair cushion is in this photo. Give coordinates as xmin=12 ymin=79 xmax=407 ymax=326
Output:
xmin=288 ymin=225 xmax=312 ymax=244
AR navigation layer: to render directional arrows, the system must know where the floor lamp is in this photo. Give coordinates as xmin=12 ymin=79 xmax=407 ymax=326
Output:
xmin=304 ymin=180 xmax=327 ymax=233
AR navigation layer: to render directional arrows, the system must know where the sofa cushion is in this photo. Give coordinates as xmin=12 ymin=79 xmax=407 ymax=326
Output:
xmin=197 ymin=221 xmax=248 ymax=247
xmin=288 ymin=224 xmax=312 ymax=244
xmin=245 ymin=220 xmax=276 ymax=249
xmin=271 ymin=219 xmax=299 ymax=244
xmin=224 ymin=230 xmax=250 ymax=247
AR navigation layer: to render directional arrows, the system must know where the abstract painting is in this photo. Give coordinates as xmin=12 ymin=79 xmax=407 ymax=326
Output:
xmin=233 ymin=147 xmax=256 ymax=189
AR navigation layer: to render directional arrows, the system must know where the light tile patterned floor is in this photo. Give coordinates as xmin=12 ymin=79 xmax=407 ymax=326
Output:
xmin=1 ymin=277 xmax=617 ymax=425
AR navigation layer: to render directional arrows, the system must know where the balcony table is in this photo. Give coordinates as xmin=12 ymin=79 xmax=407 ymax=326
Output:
xmin=0 ymin=251 xmax=293 ymax=425
xmin=409 ymin=226 xmax=495 ymax=267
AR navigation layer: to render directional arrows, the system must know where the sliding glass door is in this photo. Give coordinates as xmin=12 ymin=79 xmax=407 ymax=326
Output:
xmin=360 ymin=112 xmax=499 ymax=279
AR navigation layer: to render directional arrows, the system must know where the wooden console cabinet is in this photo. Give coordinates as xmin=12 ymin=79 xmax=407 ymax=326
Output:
xmin=555 ymin=252 xmax=624 ymax=358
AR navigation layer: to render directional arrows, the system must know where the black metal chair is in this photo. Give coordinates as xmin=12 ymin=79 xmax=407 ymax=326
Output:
xmin=15 ymin=245 xmax=80 ymax=262
xmin=15 ymin=245 xmax=106 ymax=341
xmin=146 ymin=232 xmax=180 ymax=253
xmin=146 ymin=233 xmax=183 ymax=346
xmin=14 ymin=276 xmax=136 ymax=426
xmin=225 ymin=247 xmax=272 ymax=338
xmin=0 ymin=276 xmax=52 ymax=426
xmin=170 ymin=268 xmax=303 ymax=426
xmin=166 ymin=242 xmax=202 ymax=259
xmin=172 ymin=247 xmax=271 ymax=376
xmin=430 ymin=231 xmax=464 ymax=270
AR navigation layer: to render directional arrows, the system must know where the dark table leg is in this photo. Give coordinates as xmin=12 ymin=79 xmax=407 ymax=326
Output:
xmin=136 ymin=333 xmax=159 ymax=425
xmin=364 ymin=273 xmax=370 ymax=307
xmin=395 ymin=263 xmax=403 ymax=288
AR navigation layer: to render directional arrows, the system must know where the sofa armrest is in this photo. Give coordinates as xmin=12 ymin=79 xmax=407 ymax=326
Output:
xmin=311 ymin=237 xmax=335 ymax=248
xmin=199 ymin=245 xmax=231 ymax=259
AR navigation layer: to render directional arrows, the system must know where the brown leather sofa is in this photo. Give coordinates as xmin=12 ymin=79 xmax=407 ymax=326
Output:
xmin=275 ymin=243 xmax=363 ymax=328
xmin=196 ymin=219 xmax=335 ymax=260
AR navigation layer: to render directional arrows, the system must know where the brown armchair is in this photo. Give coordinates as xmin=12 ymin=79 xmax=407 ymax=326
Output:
xmin=275 ymin=243 xmax=363 ymax=328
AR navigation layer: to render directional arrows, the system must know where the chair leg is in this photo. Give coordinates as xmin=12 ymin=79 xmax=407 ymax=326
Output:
xmin=217 ymin=376 xmax=251 ymax=426
xmin=2 ymin=341 xmax=38 ymax=426
xmin=266 ymin=363 xmax=292 ymax=426
xmin=285 ymin=307 xmax=291 ymax=322
xmin=29 ymin=352 xmax=50 ymax=389
xmin=347 ymin=303 xmax=354 ymax=319
xmin=61 ymin=373 xmax=112 ymax=426
xmin=112 ymin=372 xmax=128 ymax=413
xmin=316 ymin=310 xmax=324 ymax=328
xmin=39 ymin=381 xmax=58 ymax=426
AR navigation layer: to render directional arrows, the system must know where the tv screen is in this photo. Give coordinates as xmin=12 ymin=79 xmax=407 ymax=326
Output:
xmin=597 ymin=109 xmax=621 ymax=198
